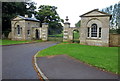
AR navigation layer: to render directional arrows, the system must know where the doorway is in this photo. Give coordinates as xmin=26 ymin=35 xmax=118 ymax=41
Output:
xmin=35 ymin=29 xmax=39 ymax=39
xmin=73 ymin=30 xmax=80 ymax=43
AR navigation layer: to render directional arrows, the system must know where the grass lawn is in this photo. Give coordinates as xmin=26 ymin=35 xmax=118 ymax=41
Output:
xmin=73 ymin=31 xmax=80 ymax=43
xmin=0 ymin=39 xmax=42 ymax=45
xmin=49 ymin=33 xmax=63 ymax=37
xmin=48 ymin=34 xmax=63 ymax=41
xmin=36 ymin=43 xmax=118 ymax=74
xmin=48 ymin=33 xmax=80 ymax=42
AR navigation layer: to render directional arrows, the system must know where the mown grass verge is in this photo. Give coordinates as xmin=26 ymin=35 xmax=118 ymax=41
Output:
xmin=0 ymin=39 xmax=42 ymax=45
xmin=36 ymin=43 xmax=118 ymax=74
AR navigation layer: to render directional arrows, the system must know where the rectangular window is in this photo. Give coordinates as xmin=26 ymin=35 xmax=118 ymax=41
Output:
xmin=88 ymin=28 xmax=90 ymax=37
xmin=27 ymin=30 xmax=30 ymax=35
xmin=99 ymin=28 xmax=101 ymax=38
xmin=17 ymin=25 xmax=20 ymax=35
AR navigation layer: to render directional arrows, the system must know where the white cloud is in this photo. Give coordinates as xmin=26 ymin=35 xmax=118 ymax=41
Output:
xmin=33 ymin=0 xmax=119 ymax=26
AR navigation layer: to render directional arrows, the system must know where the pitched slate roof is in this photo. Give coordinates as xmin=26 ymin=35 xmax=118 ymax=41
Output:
xmin=80 ymin=9 xmax=112 ymax=17
xmin=17 ymin=15 xmax=39 ymax=22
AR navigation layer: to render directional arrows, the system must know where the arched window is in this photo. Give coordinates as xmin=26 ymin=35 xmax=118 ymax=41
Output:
xmin=91 ymin=24 xmax=97 ymax=37
xmin=17 ymin=25 xmax=20 ymax=35
xmin=87 ymin=23 xmax=102 ymax=38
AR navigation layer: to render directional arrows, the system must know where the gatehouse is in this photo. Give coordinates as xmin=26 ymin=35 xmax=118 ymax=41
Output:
xmin=11 ymin=9 xmax=111 ymax=46
xmin=63 ymin=9 xmax=111 ymax=47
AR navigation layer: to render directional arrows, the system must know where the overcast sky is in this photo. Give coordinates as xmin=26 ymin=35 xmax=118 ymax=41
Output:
xmin=33 ymin=0 xmax=119 ymax=26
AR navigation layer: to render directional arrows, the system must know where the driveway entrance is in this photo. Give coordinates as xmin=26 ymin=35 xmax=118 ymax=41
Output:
xmin=2 ymin=42 xmax=57 ymax=79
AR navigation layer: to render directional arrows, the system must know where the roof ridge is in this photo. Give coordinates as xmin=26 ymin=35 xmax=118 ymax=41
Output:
xmin=17 ymin=15 xmax=39 ymax=22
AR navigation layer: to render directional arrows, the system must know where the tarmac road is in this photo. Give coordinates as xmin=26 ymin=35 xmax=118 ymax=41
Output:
xmin=2 ymin=41 xmax=57 ymax=80
xmin=36 ymin=55 xmax=118 ymax=81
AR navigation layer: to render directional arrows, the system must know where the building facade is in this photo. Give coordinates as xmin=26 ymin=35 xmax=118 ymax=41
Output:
xmin=11 ymin=9 xmax=111 ymax=47
xmin=11 ymin=15 xmax=48 ymax=41
xmin=63 ymin=9 xmax=111 ymax=47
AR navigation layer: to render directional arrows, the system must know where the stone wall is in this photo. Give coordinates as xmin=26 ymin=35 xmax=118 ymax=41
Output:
xmin=32 ymin=27 xmax=41 ymax=40
xmin=63 ymin=27 xmax=80 ymax=42
xmin=63 ymin=17 xmax=80 ymax=42
xmin=11 ymin=15 xmax=49 ymax=41
xmin=11 ymin=20 xmax=25 ymax=40
xmin=80 ymin=17 xmax=110 ymax=47
xmin=41 ymin=23 xmax=48 ymax=41
xmin=109 ymin=34 xmax=120 ymax=47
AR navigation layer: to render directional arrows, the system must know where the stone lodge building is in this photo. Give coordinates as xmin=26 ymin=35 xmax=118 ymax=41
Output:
xmin=11 ymin=15 xmax=48 ymax=41
xmin=11 ymin=9 xmax=112 ymax=47
xmin=63 ymin=9 xmax=111 ymax=47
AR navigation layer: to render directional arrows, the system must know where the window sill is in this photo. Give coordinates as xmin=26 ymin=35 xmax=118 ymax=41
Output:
xmin=86 ymin=37 xmax=101 ymax=40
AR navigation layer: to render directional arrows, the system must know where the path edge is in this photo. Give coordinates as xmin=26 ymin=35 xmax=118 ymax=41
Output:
xmin=1 ymin=41 xmax=43 ymax=46
xmin=33 ymin=51 xmax=49 ymax=81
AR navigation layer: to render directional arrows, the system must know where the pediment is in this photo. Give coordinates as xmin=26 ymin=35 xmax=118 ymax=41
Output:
xmin=80 ymin=9 xmax=111 ymax=17
xmin=12 ymin=16 xmax=23 ymax=20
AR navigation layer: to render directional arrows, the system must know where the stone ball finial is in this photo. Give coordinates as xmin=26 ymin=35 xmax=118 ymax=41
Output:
xmin=65 ymin=16 xmax=69 ymax=21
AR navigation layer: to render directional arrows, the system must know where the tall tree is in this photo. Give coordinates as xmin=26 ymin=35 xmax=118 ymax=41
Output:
xmin=102 ymin=3 xmax=120 ymax=27
xmin=75 ymin=20 xmax=81 ymax=27
xmin=26 ymin=1 xmax=37 ymax=17
xmin=35 ymin=5 xmax=63 ymax=34
xmin=2 ymin=1 xmax=36 ymax=35
xmin=102 ymin=2 xmax=120 ymax=34
xmin=117 ymin=2 xmax=120 ymax=33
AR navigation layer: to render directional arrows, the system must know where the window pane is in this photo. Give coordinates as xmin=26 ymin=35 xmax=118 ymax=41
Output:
xmin=88 ymin=28 xmax=90 ymax=37
xmin=27 ymin=30 xmax=30 ymax=34
xmin=17 ymin=25 xmax=20 ymax=34
xmin=99 ymin=28 xmax=101 ymax=38
xmin=91 ymin=33 xmax=97 ymax=37
xmin=91 ymin=24 xmax=97 ymax=37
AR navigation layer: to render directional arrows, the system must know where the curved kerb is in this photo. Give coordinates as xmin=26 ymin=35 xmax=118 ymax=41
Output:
xmin=33 ymin=52 xmax=50 ymax=81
